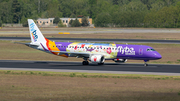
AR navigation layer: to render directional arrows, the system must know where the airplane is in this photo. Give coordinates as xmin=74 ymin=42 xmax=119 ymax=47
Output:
xmin=18 ymin=19 xmax=162 ymax=66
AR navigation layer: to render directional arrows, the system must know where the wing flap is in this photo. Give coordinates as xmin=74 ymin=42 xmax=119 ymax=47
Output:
xmin=52 ymin=51 xmax=90 ymax=58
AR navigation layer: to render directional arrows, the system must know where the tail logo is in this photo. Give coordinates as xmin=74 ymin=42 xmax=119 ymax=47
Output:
xmin=30 ymin=23 xmax=38 ymax=42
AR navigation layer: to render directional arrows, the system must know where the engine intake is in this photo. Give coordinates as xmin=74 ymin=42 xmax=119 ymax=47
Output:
xmin=89 ymin=55 xmax=105 ymax=63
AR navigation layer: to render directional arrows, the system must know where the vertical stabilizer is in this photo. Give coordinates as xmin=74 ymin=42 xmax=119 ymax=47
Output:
xmin=28 ymin=19 xmax=46 ymax=43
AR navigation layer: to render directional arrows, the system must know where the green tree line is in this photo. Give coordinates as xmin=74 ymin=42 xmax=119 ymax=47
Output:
xmin=1 ymin=0 xmax=180 ymax=28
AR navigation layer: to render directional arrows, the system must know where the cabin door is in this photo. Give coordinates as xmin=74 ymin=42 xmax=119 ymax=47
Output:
xmin=139 ymin=48 xmax=143 ymax=55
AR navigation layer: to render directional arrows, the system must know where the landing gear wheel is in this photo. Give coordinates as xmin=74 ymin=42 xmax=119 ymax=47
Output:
xmin=98 ymin=63 xmax=104 ymax=65
xmin=144 ymin=60 xmax=149 ymax=67
xmin=86 ymin=61 xmax=89 ymax=65
xmin=144 ymin=63 xmax=148 ymax=67
xmin=82 ymin=61 xmax=89 ymax=65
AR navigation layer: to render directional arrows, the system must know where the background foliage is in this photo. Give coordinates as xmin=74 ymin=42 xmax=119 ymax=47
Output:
xmin=1 ymin=0 xmax=180 ymax=27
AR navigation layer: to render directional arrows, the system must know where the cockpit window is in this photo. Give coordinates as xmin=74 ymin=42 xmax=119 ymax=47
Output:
xmin=147 ymin=48 xmax=156 ymax=51
xmin=151 ymin=49 xmax=156 ymax=51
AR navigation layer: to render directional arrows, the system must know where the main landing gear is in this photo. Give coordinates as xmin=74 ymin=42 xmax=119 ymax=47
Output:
xmin=98 ymin=63 xmax=104 ymax=65
xmin=144 ymin=60 xmax=149 ymax=66
xmin=82 ymin=61 xmax=89 ymax=65
xmin=82 ymin=58 xmax=104 ymax=65
xmin=82 ymin=58 xmax=89 ymax=65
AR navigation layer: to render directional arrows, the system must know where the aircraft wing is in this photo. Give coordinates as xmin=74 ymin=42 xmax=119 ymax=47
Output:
xmin=52 ymin=51 xmax=98 ymax=58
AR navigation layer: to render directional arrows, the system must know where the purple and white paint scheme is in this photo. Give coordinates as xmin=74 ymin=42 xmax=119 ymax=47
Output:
xmin=22 ymin=19 xmax=162 ymax=66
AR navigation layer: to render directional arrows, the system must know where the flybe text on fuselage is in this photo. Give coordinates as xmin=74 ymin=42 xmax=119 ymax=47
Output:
xmin=118 ymin=46 xmax=135 ymax=55
xmin=30 ymin=23 xmax=38 ymax=42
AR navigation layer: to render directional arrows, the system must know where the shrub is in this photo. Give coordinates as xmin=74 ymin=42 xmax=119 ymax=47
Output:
xmin=58 ymin=20 xmax=66 ymax=27
xmin=0 ymin=20 xmax=2 ymax=27
xmin=22 ymin=21 xmax=28 ymax=27
xmin=71 ymin=18 xmax=81 ymax=27
xmin=53 ymin=17 xmax=60 ymax=24
xmin=69 ymin=19 xmax=74 ymax=26
xmin=81 ymin=17 xmax=89 ymax=26
xmin=21 ymin=15 xmax=28 ymax=27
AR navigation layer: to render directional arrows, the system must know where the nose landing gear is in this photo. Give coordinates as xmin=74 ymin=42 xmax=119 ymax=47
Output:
xmin=144 ymin=60 xmax=149 ymax=66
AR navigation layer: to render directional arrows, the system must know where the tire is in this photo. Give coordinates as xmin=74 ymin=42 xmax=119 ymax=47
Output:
xmin=82 ymin=61 xmax=86 ymax=65
xmin=86 ymin=61 xmax=89 ymax=65
xmin=98 ymin=63 xmax=104 ymax=65
xmin=144 ymin=63 xmax=148 ymax=66
xmin=82 ymin=61 xmax=89 ymax=65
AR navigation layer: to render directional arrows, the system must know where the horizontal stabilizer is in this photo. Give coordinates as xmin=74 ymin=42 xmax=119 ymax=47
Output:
xmin=14 ymin=42 xmax=39 ymax=47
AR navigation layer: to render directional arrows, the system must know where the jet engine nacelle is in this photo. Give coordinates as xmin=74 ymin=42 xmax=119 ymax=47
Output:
xmin=89 ymin=55 xmax=105 ymax=63
xmin=114 ymin=59 xmax=127 ymax=63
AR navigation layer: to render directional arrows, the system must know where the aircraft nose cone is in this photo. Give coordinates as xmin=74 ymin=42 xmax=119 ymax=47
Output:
xmin=154 ymin=53 xmax=162 ymax=59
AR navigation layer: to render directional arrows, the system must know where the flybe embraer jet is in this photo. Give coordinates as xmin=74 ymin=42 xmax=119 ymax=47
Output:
xmin=22 ymin=19 xmax=162 ymax=66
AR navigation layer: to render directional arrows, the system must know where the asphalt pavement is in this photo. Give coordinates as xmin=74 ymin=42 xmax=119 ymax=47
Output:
xmin=0 ymin=60 xmax=180 ymax=76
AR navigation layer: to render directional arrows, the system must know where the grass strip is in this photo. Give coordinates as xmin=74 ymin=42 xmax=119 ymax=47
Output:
xmin=1 ymin=70 xmax=180 ymax=80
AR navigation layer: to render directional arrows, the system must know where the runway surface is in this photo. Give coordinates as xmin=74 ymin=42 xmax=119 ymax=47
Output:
xmin=0 ymin=60 xmax=180 ymax=76
xmin=1 ymin=37 xmax=180 ymax=44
